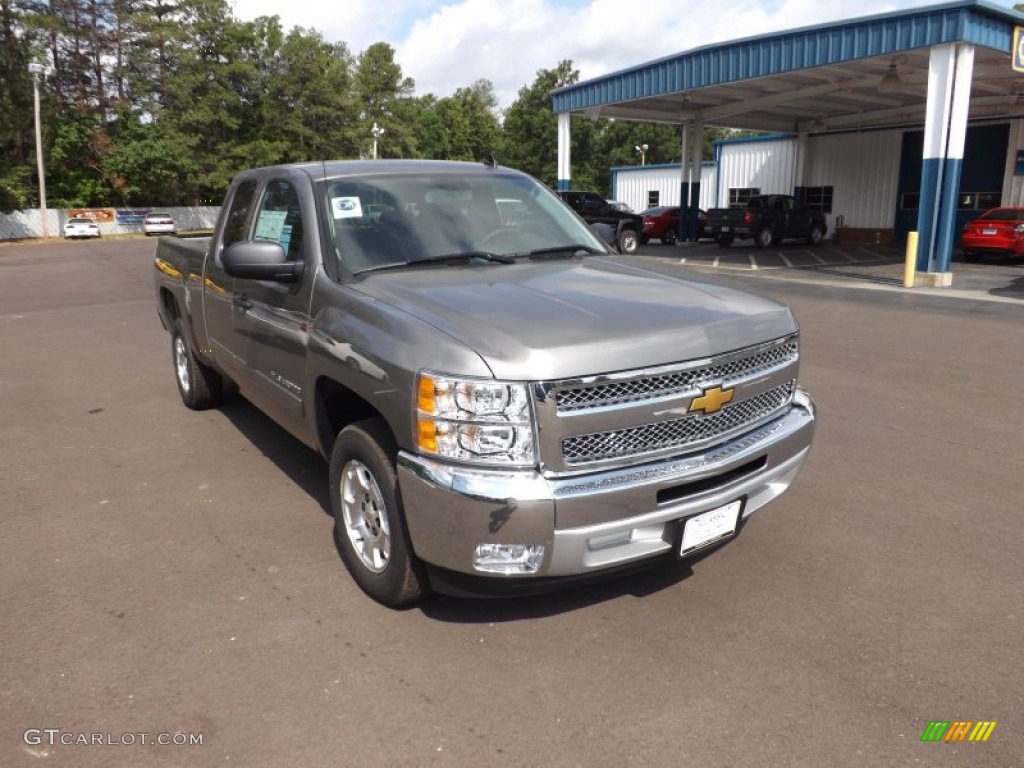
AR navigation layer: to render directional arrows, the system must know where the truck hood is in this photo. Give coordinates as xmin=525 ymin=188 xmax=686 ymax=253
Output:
xmin=352 ymin=257 xmax=796 ymax=380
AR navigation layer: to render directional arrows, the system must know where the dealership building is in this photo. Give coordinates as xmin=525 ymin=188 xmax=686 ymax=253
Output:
xmin=551 ymin=0 xmax=1024 ymax=286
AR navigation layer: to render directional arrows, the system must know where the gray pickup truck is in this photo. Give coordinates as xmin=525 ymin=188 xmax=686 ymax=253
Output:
xmin=154 ymin=159 xmax=816 ymax=606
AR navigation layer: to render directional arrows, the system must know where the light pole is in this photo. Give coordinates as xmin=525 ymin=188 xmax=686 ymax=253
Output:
xmin=28 ymin=63 xmax=49 ymax=237
xmin=635 ymin=143 xmax=648 ymax=166
xmin=371 ymin=122 xmax=385 ymax=159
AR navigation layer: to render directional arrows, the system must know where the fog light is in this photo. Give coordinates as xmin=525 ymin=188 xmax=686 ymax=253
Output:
xmin=472 ymin=544 xmax=545 ymax=574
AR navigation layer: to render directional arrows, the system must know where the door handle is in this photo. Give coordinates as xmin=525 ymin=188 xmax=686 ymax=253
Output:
xmin=233 ymin=296 xmax=253 ymax=310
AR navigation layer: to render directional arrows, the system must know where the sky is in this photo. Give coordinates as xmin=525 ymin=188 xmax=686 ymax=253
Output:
xmin=229 ymin=0 xmax=1020 ymax=110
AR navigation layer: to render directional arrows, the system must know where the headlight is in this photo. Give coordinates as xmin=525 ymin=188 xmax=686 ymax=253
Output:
xmin=416 ymin=373 xmax=535 ymax=465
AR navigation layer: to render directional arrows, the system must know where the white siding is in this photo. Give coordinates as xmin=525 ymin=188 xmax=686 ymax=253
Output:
xmin=613 ymin=164 xmax=717 ymax=211
xmin=1001 ymin=119 xmax=1024 ymax=207
xmin=714 ymin=139 xmax=797 ymax=208
xmin=804 ymin=130 xmax=903 ymax=231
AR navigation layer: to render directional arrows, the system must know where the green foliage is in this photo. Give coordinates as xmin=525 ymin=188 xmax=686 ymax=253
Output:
xmin=355 ymin=42 xmax=417 ymax=158
xmin=502 ymin=60 xmax=579 ymax=186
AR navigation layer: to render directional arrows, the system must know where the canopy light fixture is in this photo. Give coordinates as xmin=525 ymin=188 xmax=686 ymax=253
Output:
xmin=878 ymin=55 xmax=907 ymax=93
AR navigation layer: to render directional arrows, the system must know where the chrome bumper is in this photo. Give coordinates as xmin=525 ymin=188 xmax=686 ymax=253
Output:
xmin=397 ymin=389 xmax=815 ymax=578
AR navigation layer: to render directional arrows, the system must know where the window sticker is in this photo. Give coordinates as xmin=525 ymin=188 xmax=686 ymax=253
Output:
xmin=254 ymin=209 xmax=287 ymax=242
xmin=279 ymin=224 xmax=293 ymax=254
xmin=332 ymin=196 xmax=363 ymax=219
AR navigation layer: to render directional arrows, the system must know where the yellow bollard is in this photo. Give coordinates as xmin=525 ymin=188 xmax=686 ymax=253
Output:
xmin=903 ymin=231 xmax=919 ymax=288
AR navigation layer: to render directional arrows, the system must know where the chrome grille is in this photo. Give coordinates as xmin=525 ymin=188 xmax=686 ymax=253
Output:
xmin=555 ymin=337 xmax=798 ymax=412
xmin=560 ymin=382 xmax=795 ymax=465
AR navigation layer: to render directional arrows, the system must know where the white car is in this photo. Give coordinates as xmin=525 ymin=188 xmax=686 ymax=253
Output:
xmin=63 ymin=217 xmax=101 ymax=239
xmin=143 ymin=213 xmax=176 ymax=236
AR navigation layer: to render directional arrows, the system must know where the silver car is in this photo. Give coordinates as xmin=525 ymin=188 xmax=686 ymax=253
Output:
xmin=144 ymin=213 xmax=176 ymax=236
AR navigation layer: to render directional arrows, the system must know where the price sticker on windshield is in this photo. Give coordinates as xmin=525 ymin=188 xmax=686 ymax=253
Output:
xmin=332 ymin=197 xmax=363 ymax=219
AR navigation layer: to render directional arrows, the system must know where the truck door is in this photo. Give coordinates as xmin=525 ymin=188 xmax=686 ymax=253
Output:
xmin=230 ymin=179 xmax=312 ymax=437
xmin=203 ymin=178 xmax=258 ymax=383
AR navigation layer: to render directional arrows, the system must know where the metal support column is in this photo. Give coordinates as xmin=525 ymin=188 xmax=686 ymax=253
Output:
xmin=679 ymin=120 xmax=703 ymax=242
xmin=916 ymin=43 xmax=972 ymax=284
xmin=557 ymin=113 xmax=571 ymax=191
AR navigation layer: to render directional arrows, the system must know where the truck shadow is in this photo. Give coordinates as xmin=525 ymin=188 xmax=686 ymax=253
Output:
xmin=420 ymin=541 xmax=740 ymax=622
xmin=218 ymin=397 xmax=332 ymax=516
xmin=420 ymin=562 xmax=694 ymax=621
xmin=990 ymin=274 xmax=1024 ymax=300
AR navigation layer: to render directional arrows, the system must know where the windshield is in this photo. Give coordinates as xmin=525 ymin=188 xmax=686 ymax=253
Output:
xmin=320 ymin=170 xmax=610 ymax=273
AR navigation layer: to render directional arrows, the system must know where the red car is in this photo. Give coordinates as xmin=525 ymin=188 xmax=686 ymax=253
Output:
xmin=640 ymin=206 xmax=707 ymax=245
xmin=961 ymin=207 xmax=1024 ymax=260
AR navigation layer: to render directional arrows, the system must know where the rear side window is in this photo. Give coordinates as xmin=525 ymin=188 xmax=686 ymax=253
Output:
xmin=223 ymin=180 xmax=258 ymax=247
xmin=253 ymin=180 xmax=304 ymax=262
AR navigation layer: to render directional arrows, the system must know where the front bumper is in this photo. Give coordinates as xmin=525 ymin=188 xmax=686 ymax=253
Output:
xmin=398 ymin=389 xmax=815 ymax=580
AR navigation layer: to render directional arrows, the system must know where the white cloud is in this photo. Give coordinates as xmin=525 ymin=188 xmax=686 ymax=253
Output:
xmin=231 ymin=0 xmax=1013 ymax=109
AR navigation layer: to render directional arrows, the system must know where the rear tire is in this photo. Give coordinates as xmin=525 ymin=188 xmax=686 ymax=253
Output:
xmin=755 ymin=227 xmax=774 ymax=249
xmin=662 ymin=228 xmax=677 ymax=245
xmin=329 ymin=419 xmax=428 ymax=607
xmin=171 ymin=318 xmax=223 ymax=410
xmin=806 ymin=226 xmax=824 ymax=246
xmin=617 ymin=228 xmax=639 ymax=254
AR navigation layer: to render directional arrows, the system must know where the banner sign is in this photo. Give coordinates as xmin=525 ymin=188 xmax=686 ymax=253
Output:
xmin=68 ymin=208 xmax=115 ymax=222
xmin=116 ymin=210 xmax=149 ymax=224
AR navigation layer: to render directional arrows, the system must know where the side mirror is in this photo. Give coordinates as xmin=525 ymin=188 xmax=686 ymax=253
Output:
xmin=222 ymin=241 xmax=304 ymax=283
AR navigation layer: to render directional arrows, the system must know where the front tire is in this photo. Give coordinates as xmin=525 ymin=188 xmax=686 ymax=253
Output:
xmin=329 ymin=419 xmax=428 ymax=607
xmin=171 ymin=318 xmax=223 ymax=410
xmin=755 ymin=227 xmax=774 ymax=249
xmin=617 ymin=228 xmax=639 ymax=254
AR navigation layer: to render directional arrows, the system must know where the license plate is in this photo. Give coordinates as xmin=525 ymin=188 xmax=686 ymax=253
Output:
xmin=679 ymin=500 xmax=742 ymax=556
xmin=982 ymin=228 xmax=997 ymax=235
xmin=720 ymin=226 xmax=730 ymax=232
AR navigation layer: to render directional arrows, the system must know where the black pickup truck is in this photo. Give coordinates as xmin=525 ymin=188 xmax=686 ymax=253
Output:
xmin=706 ymin=194 xmax=827 ymax=248
xmin=556 ymin=190 xmax=644 ymax=253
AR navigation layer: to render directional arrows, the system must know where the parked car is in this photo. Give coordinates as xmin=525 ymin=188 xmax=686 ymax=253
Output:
xmin=706 ymin=195 xmax=827 ymax=248
xmin=961 ymin=207 xmax=1024 ymax=260
xmin=641 ymin=206 xmax=707 ymax=245
xmin=63 ymin=217 xmax=101 ymax=239
xmin=144 ymin=212 xmax=176 ymax=236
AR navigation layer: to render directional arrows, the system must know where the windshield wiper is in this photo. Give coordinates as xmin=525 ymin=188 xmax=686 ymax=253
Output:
xmin=525 ymin=244 xmax=604 ymax=258
xmin=414 ymin=251 xmax=517 ymax=265
xmin=352 ymin=251 xmax=515 ymax=275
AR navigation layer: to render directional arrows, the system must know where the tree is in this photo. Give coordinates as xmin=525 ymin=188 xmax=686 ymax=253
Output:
xmin=266 ymin=28 xmax=361 ymax=161
xmin=0 ymin=0 xmax=40 ymax=210
xmin=502 ymin=60 xmax=579 ymax=186
xmin=354 ymin=42 xmax=416 ymax=157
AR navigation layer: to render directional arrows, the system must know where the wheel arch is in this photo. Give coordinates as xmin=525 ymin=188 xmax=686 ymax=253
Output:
xmin=314 ymin=376 xmax=391 ymax=459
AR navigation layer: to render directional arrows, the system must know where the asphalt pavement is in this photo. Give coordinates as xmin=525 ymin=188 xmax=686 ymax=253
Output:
xmin=1 ymin=237 xmax=1022 ymax=767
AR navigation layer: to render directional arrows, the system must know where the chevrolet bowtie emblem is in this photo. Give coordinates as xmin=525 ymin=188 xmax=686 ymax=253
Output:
xmin=689 ymin=385 xmax=735 ymax=415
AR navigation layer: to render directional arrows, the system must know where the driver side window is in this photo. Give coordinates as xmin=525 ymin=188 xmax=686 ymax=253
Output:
xmin=254 ymin=180 xmax=305 ymax=262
